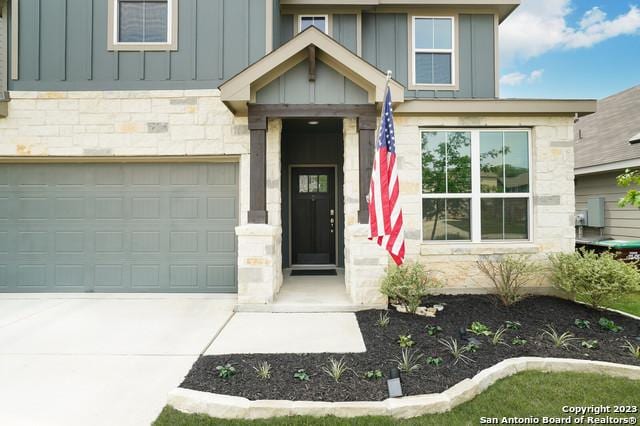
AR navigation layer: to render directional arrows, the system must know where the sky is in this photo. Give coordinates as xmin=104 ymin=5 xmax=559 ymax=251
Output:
xmin=499 ymin=0 xmax=640 ymax=100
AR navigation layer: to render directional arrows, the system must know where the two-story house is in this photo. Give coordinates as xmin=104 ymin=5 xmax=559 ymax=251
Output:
xmin=0 ymin=0 xmax=595 ymax=307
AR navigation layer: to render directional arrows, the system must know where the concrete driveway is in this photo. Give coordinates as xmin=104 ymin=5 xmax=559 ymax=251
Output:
xmin=0 ymin=294 xmax=235 ymax=426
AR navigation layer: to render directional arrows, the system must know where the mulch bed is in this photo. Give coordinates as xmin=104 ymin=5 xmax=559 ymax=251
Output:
xmin=180 ymin=295 xmax=640 ymax=402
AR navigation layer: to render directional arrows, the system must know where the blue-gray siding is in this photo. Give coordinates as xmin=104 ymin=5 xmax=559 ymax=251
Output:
xmin=278 ymin=14 xmax=357 ymax=53
xmin=9 ymin=0 xmax=266 ymax=91
xmin=8 ymin=3 xmax=496 ymax=98
xmin=362 ymin=13 xmax=496 ymax=99
xmin=333 ymin=14 xmax=358 ymax=53
xmin=256 ymin=60 xmax=368 ymax=104
xmin=0 ymin=163 xmax=238 ymax=293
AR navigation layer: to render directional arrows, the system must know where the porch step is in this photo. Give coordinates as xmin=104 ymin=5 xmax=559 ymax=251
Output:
xmin=234 ymin=303 xmax=386 ymax=313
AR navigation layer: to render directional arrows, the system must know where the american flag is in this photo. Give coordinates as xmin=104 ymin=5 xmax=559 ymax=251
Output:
xmin=367 ymin=84 xmax=405 ymax=266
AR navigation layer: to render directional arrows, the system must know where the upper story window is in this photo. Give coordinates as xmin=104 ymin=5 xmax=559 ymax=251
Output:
xmin=422 ymin=130 xmax=531 ymax=242
xmin=412 ymin=17 xmax=455 ymax=86
xmin=299 ymin=15 xmax=328 ymax=34
xmin=109 ymin=0 xmax=178 ymax=51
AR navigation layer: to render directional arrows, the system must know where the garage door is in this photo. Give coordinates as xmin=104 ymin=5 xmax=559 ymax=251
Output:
xmin=0 ymin=163 xmax=238 ymax=293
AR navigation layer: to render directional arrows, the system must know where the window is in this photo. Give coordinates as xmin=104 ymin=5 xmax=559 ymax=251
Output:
xmin=299 ymin=15 xmax=328 ymax=34
xmin=109 ymin=0 xmax=177 ymax=51
xmin=422 ymin=130 xmax=531 ymax=242
xmin=412 ymin=17 xmax=454 ymax=86
xmin=299 ymin=175 xmax=329 ymax=193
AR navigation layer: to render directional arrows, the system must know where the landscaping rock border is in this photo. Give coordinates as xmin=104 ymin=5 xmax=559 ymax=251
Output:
xmin=167 ymin=357 xmax=640 ymax=420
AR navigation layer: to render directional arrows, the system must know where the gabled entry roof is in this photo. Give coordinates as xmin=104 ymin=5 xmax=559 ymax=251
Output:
xmin=219 ymin=26 xmax=405 ymax=115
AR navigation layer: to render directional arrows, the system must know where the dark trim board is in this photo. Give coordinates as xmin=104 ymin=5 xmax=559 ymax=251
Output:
xmin=247 ymin=104 xmax=377 ymax=225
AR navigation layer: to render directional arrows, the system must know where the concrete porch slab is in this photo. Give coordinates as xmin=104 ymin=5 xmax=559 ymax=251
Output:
xmin=205 ymin=313 xmax=367 ymax=354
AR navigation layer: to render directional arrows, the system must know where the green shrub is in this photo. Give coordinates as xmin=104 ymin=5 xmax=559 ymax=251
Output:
xmin=380 ymin=261 xmax=443 ymax=314
xmin=548 ymin=249 xmax=640 ymax=309
xmin=477 ymin=255 xmax=538 ymax=306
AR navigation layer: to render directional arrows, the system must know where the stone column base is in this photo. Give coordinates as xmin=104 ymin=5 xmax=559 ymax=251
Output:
xmin=236 ymin=224 xmax=282 ymax=305
xmin=345 ymin=224 xmax=389 ymax=305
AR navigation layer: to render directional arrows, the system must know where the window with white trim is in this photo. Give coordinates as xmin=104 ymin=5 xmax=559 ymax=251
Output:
xmin=299 ymin=15 xmax=328 ymax=34
xmin=422 ymin=130 xmax=531 ymax=242
xmin=413 ymin=17 xmax=454 ymax=85
xmin=116 ymin=0 xmax=170 ymax=44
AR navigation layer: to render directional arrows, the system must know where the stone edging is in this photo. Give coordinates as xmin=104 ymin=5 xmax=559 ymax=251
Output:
xmin=167 ymin=357 xmax=640 ymax=420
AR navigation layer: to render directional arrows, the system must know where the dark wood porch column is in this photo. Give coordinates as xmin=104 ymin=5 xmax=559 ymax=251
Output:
xmin=358 ymin=113 xmax=377 ymax=224
xmin=248 ymin=107 xmax=268 ymax=224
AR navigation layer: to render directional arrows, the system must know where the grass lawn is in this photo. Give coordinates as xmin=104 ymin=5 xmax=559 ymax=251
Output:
xmin=153 ymin=371 xmax=640 ymax=425
xmin=606 ymin=292 xmax=640 ymax=317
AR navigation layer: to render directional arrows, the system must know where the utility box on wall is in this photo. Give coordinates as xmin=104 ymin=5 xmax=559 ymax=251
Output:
xmin=586 ymin=197 xmax=605 ymax=228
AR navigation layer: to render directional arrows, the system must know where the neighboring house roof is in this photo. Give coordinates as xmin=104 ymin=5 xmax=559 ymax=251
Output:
xmin=575 ymin=85 xmax=640 ymax=175
xmin=219 ymin=26 xmax=405 ymax=115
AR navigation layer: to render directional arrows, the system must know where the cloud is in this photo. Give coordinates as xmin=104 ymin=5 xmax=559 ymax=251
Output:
xmin=500 ymin=1 xmax=640 ymax=64
xmin=500 ymin=69 xmax=544 ymax=86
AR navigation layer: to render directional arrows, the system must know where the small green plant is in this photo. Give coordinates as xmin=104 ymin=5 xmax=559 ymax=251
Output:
xmin=490 ymin=326 xmax=509 ymax=346
xmin=505 ymin=321 xmax=522 ymax=331
xmin=363 ymin=370 xmax=384 ymax=380
xmin=540 ymin=326 xmax=580 ymax=350
xmin=468 ymin=321 xmax=493 ymax=336
xmin=465 ymin=342 xmax=480 ymax=353
xmin=425 ymin=325 xmax=443 ymax=336
xmin=549 ymin=249 xmax=640 ymax=309
xmin=252 ymin=361 xmax=271 ymax=380
xmin=438 ymin=337 xmax=474 ymax=365
xmin=391 ymin=348 xmax=423 ymax=374
xmin=380 ymin=261 xmax=443 ymax=314
xmin=477 ymin=255 xmax=538 ymax=306
xmin=397 ymin=334 xmax=415 ymax=348
xmin=574 ymin=319 xmax=591 ymax=329
xmin=216 ymin=363 xmax=236 ymax=379
xmin=598 ymin=317 xmax=624 ymax=333
xmin=426 ymin=356 xmax=444 ymax=367
xmin=376 ymin=311 xmax=390 ymax=328
xmin=512 ymin=337 xmax=527 ymax=346
xmin=293 ymin=369 xmax=310 ymax=382
xmin=322 ymin=357 xmax=351 ymax=383
xmin=622 ymin=340 xmax=640 ymax=359
xmin=581 ymin=340 xmax=599 ymax=350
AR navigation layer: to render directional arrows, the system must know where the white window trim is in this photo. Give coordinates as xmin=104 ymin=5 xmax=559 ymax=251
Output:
xmin=108 ymin=0 xmax=179 ymax=51
xmin=421 ymin=129 xmax=533 ymax=244
xmin=298 ymin=14 xmax=330 ymax=35
xmin=411 ymin=16 xmax=456 ymax=89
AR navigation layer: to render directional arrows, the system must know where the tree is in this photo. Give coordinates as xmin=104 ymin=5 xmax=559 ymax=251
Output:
xmin=617 ymin=169 xmax=640 ymax=208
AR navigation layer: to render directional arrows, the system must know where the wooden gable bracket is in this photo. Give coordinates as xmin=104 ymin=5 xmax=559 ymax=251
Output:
xmin=307 ymin=45 xmax=316 ymax=82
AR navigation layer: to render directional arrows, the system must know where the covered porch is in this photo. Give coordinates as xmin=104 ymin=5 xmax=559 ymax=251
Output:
xmin=218 ymin=27 xmax=403 ymax=311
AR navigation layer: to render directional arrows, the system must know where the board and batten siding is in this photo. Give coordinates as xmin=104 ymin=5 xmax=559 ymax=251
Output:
xmin=0 ymin=12 xmax=6 ymax=91
xmin=255 ymin=59 xmax=368 ymax=105
xmin=278 ymin=14 xmax=358 ymax=54
xmin=576 ymin=171 xmax=640 ymax=240
xmin=8 ymin=0 xmax=267 ymax=91
xmin=362 ymin=13 xmax=495 ymax=99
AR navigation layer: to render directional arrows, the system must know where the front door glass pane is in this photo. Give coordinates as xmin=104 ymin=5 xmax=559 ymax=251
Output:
xmin=318 ymin=175 xmax=328 ymax=193
xmin=308 ymin=175 xmax=318 ymax=192
xmin=299 ymin=175 xmax=308 ymax=193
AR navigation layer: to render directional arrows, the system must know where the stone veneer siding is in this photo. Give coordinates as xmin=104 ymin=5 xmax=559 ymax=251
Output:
xmin=0 ymin=90 xmax=254 ymax=225
xmin=389 ymin=116 xmax=576 ymax=292
xmin=0 ymin=90 xmax=577 ymax=301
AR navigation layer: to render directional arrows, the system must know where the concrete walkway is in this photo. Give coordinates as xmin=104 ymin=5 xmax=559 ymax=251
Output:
xmin=206 ymin=312 xmax=366 ymax=354
xmin=0 ymin=294 xmax=235 ymax=426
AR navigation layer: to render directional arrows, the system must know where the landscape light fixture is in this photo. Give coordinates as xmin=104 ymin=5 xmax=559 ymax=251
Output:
xmin=308 ymin=120 xmax=319 ymax=125
xmin=387 ymin=367 xmax=403 ymax=398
